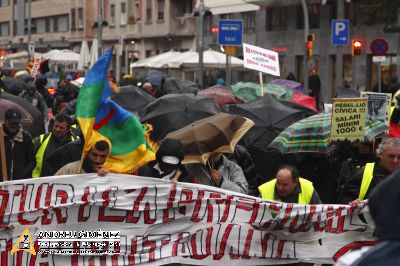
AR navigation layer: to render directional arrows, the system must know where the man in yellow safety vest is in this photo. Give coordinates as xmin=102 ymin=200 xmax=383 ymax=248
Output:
xmin=338 ymin=137 xmax=400 ymax=206
xmin=32 ymin=113 xmax=77 ymax=178
xmin=258 ymin=164 xmax=322 ymax=204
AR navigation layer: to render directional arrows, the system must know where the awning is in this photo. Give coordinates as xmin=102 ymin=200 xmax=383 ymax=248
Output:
xmin=243 ymin=0 xmax=322 ymax=7
xmin=197 ymin=0 xmax=259 ymax=15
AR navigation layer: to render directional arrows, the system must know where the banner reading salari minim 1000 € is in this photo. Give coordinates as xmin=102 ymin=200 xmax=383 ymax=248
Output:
xmin=0 ymin=174 xmax=375 ymax=265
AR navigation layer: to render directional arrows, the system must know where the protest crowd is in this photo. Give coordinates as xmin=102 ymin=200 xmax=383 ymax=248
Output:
xmin=1 ymin=46 xmax=400 ymax=266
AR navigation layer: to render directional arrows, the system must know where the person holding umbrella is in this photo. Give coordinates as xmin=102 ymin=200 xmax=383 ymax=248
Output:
xmin=186 ymin=152 xmax=249 ymax=194
xmin=0 ymin=108 xmax=35 ymax=181
xmin=19 ymin=81 xmax=48 ymax=120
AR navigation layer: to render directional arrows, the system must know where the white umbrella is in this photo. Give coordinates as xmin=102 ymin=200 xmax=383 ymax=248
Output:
xmin=167 ymin=49 xmax=244 ymax=69
xmin=130 ymin=50 xmax=181 ymax=69
xmin=89 ymin=39 xmax=99 ymax=68
xmin=78 ymin=40 xmax=90 ymax=70
xmin=43 ymin=49 xmax=80 ymax=63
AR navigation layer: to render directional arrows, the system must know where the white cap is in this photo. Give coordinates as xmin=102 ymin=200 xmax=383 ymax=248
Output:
xmin=162 ymin=156 xmax=180 ymax=165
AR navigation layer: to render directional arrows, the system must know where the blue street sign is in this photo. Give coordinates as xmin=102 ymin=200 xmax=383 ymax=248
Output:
xmin=331 ymin=19 xmax=349 ymax=46
xmin=218 ymin=20 xmax=243 ymax=46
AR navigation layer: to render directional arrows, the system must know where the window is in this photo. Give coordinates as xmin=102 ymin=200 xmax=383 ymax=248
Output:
xmin=296 ymin=4 xmax=320 ymax=29
xmin=242 ymin=11 xmax=255 ymax=32
xmin=57 ymin=15 xmax=68 ymax=32
xmin=110 ymin=4 xmax=115 ymax=25
xmin=71 ymin=9 xmax=76 ymax=30
xmin=266 ymin=7 xmax=287 ymax=31
xmin=54 ymin=16 xmax=58 ymax=32
xmin=36 ymin=17 xmax=46 ymax=33
xmin=146 ymin=0 xmax=152 ymax=22
xmin=134 ymin=1 xmax=140 ymax=20
xmin=121 ymin=3 xmax=127 ymax=25
xmin=78 ymin=8 xmax=83 ymax=29
xmin=221 ymin=13 xmax=233 ymax=20
xmin=45 ymin=17 xmax=51 ymax=32
xmin=0 ymin=22 xmax=9 ymax=36
xmin=0 ymin=0 xmax=9 ymax=7
xmin=157 ymin=0 xmax=164 ymax=21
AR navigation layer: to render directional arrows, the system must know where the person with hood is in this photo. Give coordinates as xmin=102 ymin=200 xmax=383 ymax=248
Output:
xmin=225 ymin=144 xmax=259 ymax=196
xmin=338 ymin=137 xmax=400 ymax=205
xmin=18 ymin=81 xmax=48 ymax=120
xmin=185 ymin=152 xmax=248 ymax=194
xmin=138 ymin=138 xmax=195 ymax=182
xmin=0 ymin=108 xmax=35 ymax=181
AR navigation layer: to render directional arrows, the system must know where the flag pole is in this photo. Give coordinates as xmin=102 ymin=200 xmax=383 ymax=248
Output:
xmin=0 ymin=125 xmax=8 ymax=181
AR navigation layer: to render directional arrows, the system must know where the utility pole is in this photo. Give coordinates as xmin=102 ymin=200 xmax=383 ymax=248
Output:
xmin=97 ymin=0 xmax=104 ymax=56
xmin=27 ymin=0 xmax=32 ymax=62
xmin=198 ymin=0 xmax=205 ymax=89
xmin=301 ymin=0 xmax=309 ymax=94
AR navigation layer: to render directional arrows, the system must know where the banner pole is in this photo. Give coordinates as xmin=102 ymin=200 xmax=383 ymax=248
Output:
xmin=259 ymin=72 xmax=264 ymax=96
xmin=0 ymin=124 xmax=8 ymax=182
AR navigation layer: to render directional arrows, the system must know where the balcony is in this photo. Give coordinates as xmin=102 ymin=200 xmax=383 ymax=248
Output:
xmin=171 ymin=16 xmax=196 ymax=36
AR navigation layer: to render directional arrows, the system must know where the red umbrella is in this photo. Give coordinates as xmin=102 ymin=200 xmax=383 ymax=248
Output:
xmin=291 ymin=91 xmax=318 ymax=113
xmin=198 ymin=85 xmax=241 ymax=108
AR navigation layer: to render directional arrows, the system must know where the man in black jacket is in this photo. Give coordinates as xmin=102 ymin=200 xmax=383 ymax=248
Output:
xmin=138 ymin=138 xmax=194 ymax=183
xmin=337 ymin=137 xmax=400 ymax=205
xmin=32 ymin=113 xmax=77 ymax=177
xmin=1 ymin=108 xmax=35 ymax=181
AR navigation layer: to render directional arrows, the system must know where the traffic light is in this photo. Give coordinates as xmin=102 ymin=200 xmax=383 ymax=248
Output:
xmin=306 ymin=41 xmax=313 ymax=58
xmin=352 ymin=39 xmax=363 ymax=56
xmin=307 ymin=33 xmax=315 ymax=42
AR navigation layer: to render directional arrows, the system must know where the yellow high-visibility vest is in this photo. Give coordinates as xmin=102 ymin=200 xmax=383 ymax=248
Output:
xmin=358 ymin=163 xmax=375 ymax=200
xmin=258 ymin=177 xmax=314 ymax=204
xmin=32 ymin=133 xmax=76 ymax=178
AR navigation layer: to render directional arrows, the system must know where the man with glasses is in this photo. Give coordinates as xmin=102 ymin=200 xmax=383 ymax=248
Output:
xmin=338 ymin=137 xmax=400 ymax=206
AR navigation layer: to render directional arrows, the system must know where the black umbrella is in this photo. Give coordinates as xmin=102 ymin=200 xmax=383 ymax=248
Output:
xmin=16 ymin=74 xmax=35 ymax=83
xmin=160 ymin=77 xmax=199 ymax=95
xmin=2 ymin=77 xmax=29 ymax=96
xmin=111 ymin=85 xmax=155 ymax=117
xmin=0 ymin=92 xmax=45 ymax=137
xmin=46 ymin=138 xmax=84 ymax=171
xmin=225 ymin=94 xmax=306 ymax=153
xmin=141 ymin=93 xmax=221 ymax=141
xmin=336 ymin=87 xmax=360 ymax=98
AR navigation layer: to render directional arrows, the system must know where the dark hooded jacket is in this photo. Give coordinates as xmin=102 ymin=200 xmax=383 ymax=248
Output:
xmin=351 ymin=169 xmax=400 ymax=265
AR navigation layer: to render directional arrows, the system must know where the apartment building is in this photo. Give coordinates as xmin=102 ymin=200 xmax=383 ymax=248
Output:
xmin=0 ymin=0 xmax=98 ymax=56
xmin=245 ymin=0 xmax=400 ymax=103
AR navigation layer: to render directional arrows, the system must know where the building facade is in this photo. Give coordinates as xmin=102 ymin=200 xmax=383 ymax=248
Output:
xmin=244 ymin=0 xmax=400 ymax=103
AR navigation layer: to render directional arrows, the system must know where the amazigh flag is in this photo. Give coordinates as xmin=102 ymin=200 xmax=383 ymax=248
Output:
xmin=76 ymin=46 xmax=155 ymax=173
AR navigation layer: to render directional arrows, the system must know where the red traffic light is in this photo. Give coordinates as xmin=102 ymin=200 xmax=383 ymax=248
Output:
xmin=306 ymin=42 xmax=313 ymax=49
xmin=211 ymin=25 xmax=218 ymax=33
xmin=352 ymin=39 xmax=363 ymax=56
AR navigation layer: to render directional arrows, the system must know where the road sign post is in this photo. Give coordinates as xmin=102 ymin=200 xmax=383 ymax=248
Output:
xmin=218 ymin=20 xmax=243 ymax=86
xmin=332 ymin=19 xmax=349 ymax=46
xmin=370 ymin=38 xmax=389 ymax=93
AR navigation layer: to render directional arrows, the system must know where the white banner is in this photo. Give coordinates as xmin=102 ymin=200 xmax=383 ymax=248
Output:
xmin=243 ymin=43 xmax=280 ymax=76
xmin=0 ymin=174 xmax=375 ymax=265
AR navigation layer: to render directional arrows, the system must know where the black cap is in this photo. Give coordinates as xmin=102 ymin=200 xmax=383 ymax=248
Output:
xmin=5 ymin=108 xmax=22 ymax=123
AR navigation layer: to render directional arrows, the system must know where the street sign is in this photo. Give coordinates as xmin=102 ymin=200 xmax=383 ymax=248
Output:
xmin=370 ymin=38 xmax=388 ymax=56
xmin=224 ymin=46 xmax=236 ymax=56
xmin=331 ymin=19 xmax=349 ymax=46
xmin=372 ymin=56 xmax=386 ymax=63
xmin=218 ymin=20 xmax=243 ymax=46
